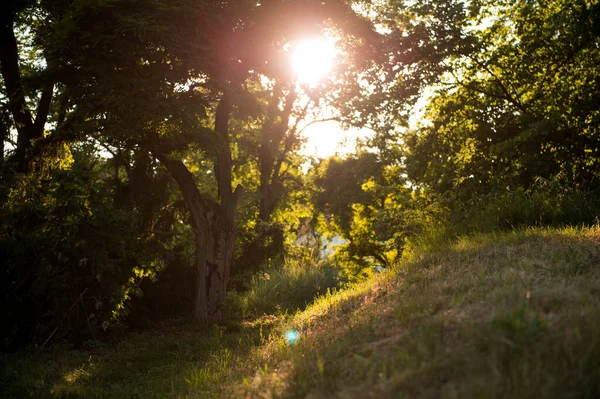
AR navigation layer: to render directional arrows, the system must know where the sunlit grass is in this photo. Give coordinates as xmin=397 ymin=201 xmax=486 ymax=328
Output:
xmin=235 ymin=225 xmax=600 ymax=398
xmin=226 ymin=256 xmax=343 ymax=318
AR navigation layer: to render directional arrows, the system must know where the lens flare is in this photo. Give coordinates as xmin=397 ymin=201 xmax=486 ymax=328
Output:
xmin=284 ymin=329 xmax=300 ymax=345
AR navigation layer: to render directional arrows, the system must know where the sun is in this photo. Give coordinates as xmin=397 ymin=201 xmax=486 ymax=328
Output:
xmin=291 ymin=38 xmax=336 ymax=85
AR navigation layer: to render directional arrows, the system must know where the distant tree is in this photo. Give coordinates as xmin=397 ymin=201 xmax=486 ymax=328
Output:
xmin=312 ymin=147 xmax=427 ymax=277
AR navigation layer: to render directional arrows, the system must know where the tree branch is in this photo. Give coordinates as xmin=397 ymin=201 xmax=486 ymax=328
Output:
xmin=296 ymin=116 xmax=341 ymax=136
xmin=33 ymin=74 xmax=55 ymax=134
xmin=152 ymin=152 xmax=211 ymax=221
xmin=466 ymin=55 xmax=528 ymax=114
xmin=272 ymin=100 xmax=311 ymax=185
xmin=0 ymin=13 xmax=34 ymax=136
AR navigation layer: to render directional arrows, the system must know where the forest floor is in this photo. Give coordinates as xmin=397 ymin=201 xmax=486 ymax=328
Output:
xmin=2 ymin=226 xmax=600 ymax=398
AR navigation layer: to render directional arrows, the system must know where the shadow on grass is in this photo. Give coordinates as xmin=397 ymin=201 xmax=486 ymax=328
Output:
xmin=0 ymin=316 xmax=278 ymax=398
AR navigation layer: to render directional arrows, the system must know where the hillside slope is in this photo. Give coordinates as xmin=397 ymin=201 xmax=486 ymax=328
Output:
xmin=2 ymin=227 xmax=600 ymax=398
xmin=238 ymin=226 xmax=600 ymax=398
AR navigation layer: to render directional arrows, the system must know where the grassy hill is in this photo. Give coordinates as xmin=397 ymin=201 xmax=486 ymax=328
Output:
xmin=2 ymin=226 xmax=600 ymax=398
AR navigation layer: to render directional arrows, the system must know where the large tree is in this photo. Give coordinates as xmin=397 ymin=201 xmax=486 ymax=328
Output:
xmin=48 ymin=0 xmax=378 ymax=323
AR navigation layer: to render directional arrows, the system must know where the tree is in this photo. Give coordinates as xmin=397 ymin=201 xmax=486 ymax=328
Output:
xmin=403 ymin=0 xmax=600 ymax=209
xmin=50 ymin=0 xmax=378 ymax=323
xmin=331 ymin=0 xmax=477 ymax=132
xmin=312 ymin=147 xmax=425 ymax=277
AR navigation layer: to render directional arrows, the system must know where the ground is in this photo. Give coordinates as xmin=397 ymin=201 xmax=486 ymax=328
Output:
xmin=2 ymin=226 xmax=600 ymax=398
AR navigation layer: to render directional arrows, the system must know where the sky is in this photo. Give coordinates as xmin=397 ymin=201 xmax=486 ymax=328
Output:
xmin=299 ymin=96 xmax=430 ymax=159
xmin=300 ymin=121 xmax=371 ymax=159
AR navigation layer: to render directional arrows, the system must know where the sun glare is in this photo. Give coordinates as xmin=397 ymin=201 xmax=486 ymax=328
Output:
xmin=290 ymin=37 xmax=370 ymax=159
xmin=291 ymin=39 xmax=336 ymax=85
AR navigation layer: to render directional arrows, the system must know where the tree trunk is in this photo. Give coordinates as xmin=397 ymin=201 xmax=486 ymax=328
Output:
xmin=0 ymin=109 xmax=6 ymax=165
xmin=154 ymin=154 xmax=242 ymax=324
xmin=151 ymin=93 xmax=243 ymax=324
xmin=193 ymin=203 xmax=238 ymax=323
xmin=258 ymin=145 xmax=274 ymax=222
xmin=232 ymin=83 xmax=299 ymax=275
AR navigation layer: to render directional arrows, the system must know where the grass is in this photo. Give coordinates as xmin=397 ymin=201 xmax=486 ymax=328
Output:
xmin=0 ymin=318 xmax=271 ymax=398
xmin=2 ymin=226 xmax=600 ymax=398
xmin=225 ymin=257 xmax=342 ymax=318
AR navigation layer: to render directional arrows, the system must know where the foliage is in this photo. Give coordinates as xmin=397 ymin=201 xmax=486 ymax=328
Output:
xmin=312 ymin=149 xmax=436 ymax=278
xmin=458 ymin=180 xmax=600 ymax=233
xmin=400 ymin=0 xmax=600 ymax=223
xmin=336 ymin=0 xmax=478 ymax=130
xmin=1 ymin=0 xmax=600 ymax=352
xmin=0 ymin=144 xmax=183 ymax=350
xmin=1 ymin=0 xmax=382 ymax=343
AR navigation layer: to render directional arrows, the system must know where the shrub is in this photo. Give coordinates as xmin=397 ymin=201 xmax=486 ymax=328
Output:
xmin=0 ymin=148 xmax=180 ymax=350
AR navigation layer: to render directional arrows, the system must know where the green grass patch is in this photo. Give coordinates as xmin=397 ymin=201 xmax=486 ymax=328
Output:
xmin=225 ymin=257 xmax=343 ymax=318
xmin=0 ymin=317 xmax=279 ymax=398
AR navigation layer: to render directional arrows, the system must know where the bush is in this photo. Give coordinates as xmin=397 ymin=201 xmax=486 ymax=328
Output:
xmin=0 ymin=148 xmax=179 ymax=350
xmin=400 ymin=180 xmax=600 ymax=260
